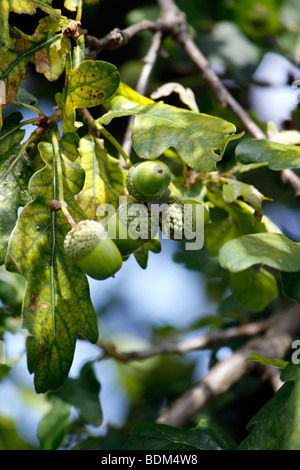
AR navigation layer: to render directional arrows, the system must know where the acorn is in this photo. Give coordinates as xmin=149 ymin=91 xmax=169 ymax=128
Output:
xmin=105 ymin=200 xmax=159 ymax=257
xmin=64 ymin=219 xmax=122 ymax=280
xmin=159 ymin=198 xmax=209 ymax=241
xmin=126 ymin=160 xmax=171 ymax=202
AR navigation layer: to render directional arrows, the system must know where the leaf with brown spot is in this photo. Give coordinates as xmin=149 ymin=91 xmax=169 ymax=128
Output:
xmin=5 ymin=140 xmax=98 ymax=393
xmin=60 ymin=58 xmax=120 ymax=133
xmin=0 ymin=14 xmax=70 ymax=114
xmin=0 ymin=1 xmax=60 ymax=49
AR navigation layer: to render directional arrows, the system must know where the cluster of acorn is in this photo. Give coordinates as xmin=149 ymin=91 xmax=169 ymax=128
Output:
xmin=64 ymin=160 xmax=208 ymax=280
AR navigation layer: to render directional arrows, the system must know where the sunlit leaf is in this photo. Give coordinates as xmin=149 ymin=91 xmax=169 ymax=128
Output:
xmin=0 ymin=0 xmax=60 ymax=48
xmin=60 ymin=59 xmax=120 ymax=133
xmin=5 ymin=141 xmax=98 ymax=393
xmin=219 ymin=233 xmax=300 ymax=273
xmin=10 ymin=0 xmax=59 ymax=16
xmin=151 ymin=82 xmax=199 ymax=112
xmin=116 ymin=82 xmax=154 ymax=106
xmin=222 ymin=177 xmax=271 ymax=221
xmin=77 ymin=135 xmax=126 ymax=220
xmin=99 ymin=99 xmax=241 ymax=172
xmin=0 ymin=15 xmax=70 ymax=111
xmin=266 ymin=121 xmax=300 ymax=146
xmin=245 ymin=352 xmax=288 ymax=369
xmin=64 ymin=0 xmax=99 ymax=10
xmin=235 ymin=138 xmax=300 ymax=170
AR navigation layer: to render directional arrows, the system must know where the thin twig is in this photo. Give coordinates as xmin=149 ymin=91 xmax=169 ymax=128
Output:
xmin=84 ymin=20 xmax=160 ymax=58
xmin=96 ymin=319 xmax=268 ymax=362
xmin=78 ymin=107 xmax=132 ymax=168
xmin=156 ymin=305 xmax=300 ymax=427
xmin=121 ymin=30 xmax=163 ymax=163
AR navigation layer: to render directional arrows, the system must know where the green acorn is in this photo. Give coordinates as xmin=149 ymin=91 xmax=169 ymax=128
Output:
xmin=159 ymin=198 xmax=209 ymax=241
xmin=106 ymin=200 xmax=159 ymax=257
xmin=126 ymin=160 xmax=171 ymax=202
xmin=64 ymin=219 xmax=122 ymax=280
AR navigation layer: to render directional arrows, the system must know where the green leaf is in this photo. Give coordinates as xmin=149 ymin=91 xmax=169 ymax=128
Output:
xmin=222 ymin=177 xmax=270 ymax=221
xmin=5 ymin=141 xmax=98 ymax=393
xmin=61 ymin=59 xmax=120 ymax=133
xmin=77 ymin=135 xmax=126 ymax=220
xmin=0 ymin=266 xmax=25 ymax=306
xmin=219 ymin=233 xmax=300 ymax=273
xmin=133 ymin=237 xmax=161 ymax=269
xmin=281 ymin=271 xmax=300 ymax=305
xmin=59 ymin=132 xmax=80 ymax=162
xmin=239 ymin=363 xmax=300 ymax=450
xmin=204 ymin=189 xmax=280 ymax=257
xmin=229 ymin=267 xmax=278 ymax=312
xmin=14 ymin=86 xmax=38 ymax=106
xmin=124 ymin=420 xmax=236 ymax=450
xmin=150 ymin=82 xmax=199 ymax=112
xmin=0 ymin=112 xmax=33 ymax=265
xmin=245 ymin=352 xmax=288 ymax=369
xmin=99 ymin=99 xmax=240 ymax=172
xmin=0 ymin=15 xmax=70 ymax=108
xmin=235 ymin=138 xmax=300 ymax=170
xmin=29 ymin=140 xmax=86 ymax=221
xmin=54 ymin=361 xmax=102 ymax=426
xmin=37 ymin=397 xmax=71 ymax=450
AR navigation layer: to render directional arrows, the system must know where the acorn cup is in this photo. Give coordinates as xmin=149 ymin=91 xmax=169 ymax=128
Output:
xmin=159 ymin=198 xmax=209 ymax=241
xmin=126 ymin=160 xmax=171 ymax=202
xmin=105 ymin=200 xmax=159 ymax=257
xmin=64 ymin=219 xmax=123 ymax=280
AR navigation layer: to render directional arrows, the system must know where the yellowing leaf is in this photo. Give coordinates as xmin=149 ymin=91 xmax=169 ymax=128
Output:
xmin=0 ymin=1 xmax=60 ymax=48
xmin=10 ymin=0 xmax=58 ymax=16
xmin=60 ymin=60 xmax=120 ymax=133
xmin=5 ymin=140 xmax=98 ymax=393
xmin=77 ymin=135 xmax=126 ymax=220
xmin=0 ymin=16 xmax=70 ymax=110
